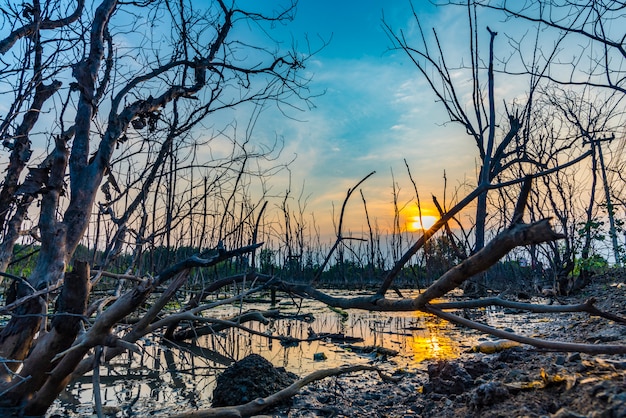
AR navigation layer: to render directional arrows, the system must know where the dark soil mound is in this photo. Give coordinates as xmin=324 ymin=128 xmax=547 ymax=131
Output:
xmin=212 ymin=354 xmax=298 ymax=407
xmin=426 ymin=360 xmax=474 ymax=395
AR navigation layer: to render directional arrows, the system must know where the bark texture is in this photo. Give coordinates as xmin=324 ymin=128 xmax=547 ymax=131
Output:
xmin=2 ymin=262 xmax=90 ymax=406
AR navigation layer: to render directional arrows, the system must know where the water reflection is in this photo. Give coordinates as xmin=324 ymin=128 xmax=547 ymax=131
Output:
xmin=51 ymin=290 xmax=476 ymax=416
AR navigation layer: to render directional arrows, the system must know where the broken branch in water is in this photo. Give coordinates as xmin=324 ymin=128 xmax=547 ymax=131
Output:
xmin=425 ymin=305 xmax=626 ymax=355
xmin=168 ymin=365 xmax=398 ymax=418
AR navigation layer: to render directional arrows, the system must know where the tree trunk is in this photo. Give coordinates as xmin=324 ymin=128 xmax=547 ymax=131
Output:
xmin=463 ymin=187 xmax=488 ymax=295
xmin=1 ymin=262 xmax=90 ymax=407
xmin=0 ymin=282 xmax=45 ymax=380
xmin=474 ymin=189 xmax=488 ymax=252
xmin=0 ymin=224 xmax=70 ymax=381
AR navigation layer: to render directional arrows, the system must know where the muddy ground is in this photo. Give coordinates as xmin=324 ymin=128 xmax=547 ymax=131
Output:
xmin=264 ymin=273 xmax=626 ymax=418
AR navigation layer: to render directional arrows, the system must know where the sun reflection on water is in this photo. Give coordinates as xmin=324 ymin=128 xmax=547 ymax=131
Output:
xmin=52 ymin=291 xmax=477 ymax=416
xmin=406 ymin=314 xmax=460 ymax=363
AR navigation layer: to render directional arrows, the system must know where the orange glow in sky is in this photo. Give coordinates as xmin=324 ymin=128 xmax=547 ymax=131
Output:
xmin=408 ymin=215 xmax=438 ymax=232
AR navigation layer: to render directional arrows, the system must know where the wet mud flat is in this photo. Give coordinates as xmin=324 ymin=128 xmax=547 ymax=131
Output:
xmin=48 ymin=275 xmax=625 ymax=417
xmin=270 ymin=276 xmax=626 ymax=418
xmin=276 ymin=343 xmax=626 ymax=417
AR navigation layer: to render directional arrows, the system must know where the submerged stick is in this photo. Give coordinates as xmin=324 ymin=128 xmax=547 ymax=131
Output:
xmin=169 ymin=365 xmax=398 ymax=418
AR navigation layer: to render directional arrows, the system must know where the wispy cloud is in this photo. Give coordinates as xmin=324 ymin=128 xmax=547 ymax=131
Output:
xmin=229 ymin=2 xmax=507 ymax=235
xmin=250 ymin=50 xmax=480 ymax=233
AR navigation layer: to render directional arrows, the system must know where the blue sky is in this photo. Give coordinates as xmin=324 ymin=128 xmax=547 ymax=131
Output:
xmin=248 ymin=1 xmax=479 ymax=235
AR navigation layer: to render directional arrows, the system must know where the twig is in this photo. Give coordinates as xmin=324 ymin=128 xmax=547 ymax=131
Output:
xmin=0 ymin=280 xmax=63 ymax=315
xmin=92 ymin=270 xmax=144 ymax=282
xmin=52 ymin=330 xmax=141 ymax=362
xmin=250 ymin=200 xmax=268 ymax=268
xmin=432 ymin=194 xmax=467 ymax=260
xmin=311 ymin=171 xmax=375 ymax=284
xmin=0 ymin=374 xmax=31 ymax=398
xmin=510 ymin=175 xmax=532 ymax=225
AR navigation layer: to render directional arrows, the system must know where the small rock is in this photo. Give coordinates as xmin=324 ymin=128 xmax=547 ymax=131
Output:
xmin=566 ymin=352 xmax=581 ymax=363
xmin=316 ymin=394 xmax=332 ymax=404
xmin=363 ymin=392 xmax=381 ymax=401
xmin=595 ymin=391 xmax=610 ymax=401
xmin=609 ymin=392 xmax=626 ymax=403
xmin=507 ymin=368 xmax=526 ymax=380
xmin=574 ymin=363 xmax=589 ymax=373
xmin=427 ymin=361 xmax=473 ymax=395
xmin=464 ymin=359 xmax=491 ymax=378
xmin=589 ymin=381 xmax=612 ymax=397
xmin=588 ymin=410 xmax=613 ymax=418
xmin=101 ymin=405 xmax=120 ymax=415
xmin=399 ymin=382 xmax=416 ymax=392
xmin=586 ymin=333 xmax=621 ymax=343
xmin=469 ymin=382 xmax=509 ymax=409
xmin=495 ymin=348 xmax=524 ymax=363
xmin=313 ymin=352 xmax=327 ymax=361
xmin=610 ymin=402 xmax=626 ymax=418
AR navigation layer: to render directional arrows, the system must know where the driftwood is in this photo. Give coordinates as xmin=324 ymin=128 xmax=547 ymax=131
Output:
xmin=282 ymin=219 xmax=563 ymax=312
xmin=168 ymin=365 xmax=398 ymax=418
xmin=343 ymin=345 xmax=399 ymax=357
xmin=172 ymin=310 xmax=272 ymax=340
xmin=431 ymin=296 xmax=626 ymax=324
xmin=164 ymin=271 xmax=273 ymax=339
xmin=163 ymin=340 xmax=235 ymax=366
xmin=426 ymin=305 xmax=626 ymax=355
xmin=69 ymin=248 xmax=264 ymax=382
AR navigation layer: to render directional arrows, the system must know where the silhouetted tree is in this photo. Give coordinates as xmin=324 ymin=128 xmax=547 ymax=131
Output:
xmin=0 ymin=0 xmax=313 ymax=414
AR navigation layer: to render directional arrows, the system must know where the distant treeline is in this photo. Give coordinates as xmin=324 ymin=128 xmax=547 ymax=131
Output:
xmin=6 ymin=239 xmax=550 ymax=293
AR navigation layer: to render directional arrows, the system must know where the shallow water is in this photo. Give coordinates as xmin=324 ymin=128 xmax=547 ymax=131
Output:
xmin=49 ymin=290 xmax=511 ymax=417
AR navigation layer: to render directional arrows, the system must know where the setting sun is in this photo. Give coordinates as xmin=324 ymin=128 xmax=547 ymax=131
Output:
xmin=409 ymin=215 xmax=438 ymax=231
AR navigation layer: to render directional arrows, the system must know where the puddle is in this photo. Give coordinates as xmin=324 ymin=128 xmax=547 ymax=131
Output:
xmin=50 ymin=290 xmax=494 ymax=416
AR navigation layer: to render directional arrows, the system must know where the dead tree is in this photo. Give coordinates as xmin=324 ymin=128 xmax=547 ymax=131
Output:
xmin=384 ymin=5 xmax=520 ymax=253
xmin=0 ymin=0 xmax=314 ymax=414
xmin=468 ymin=0 xmax=626 ymax=268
